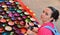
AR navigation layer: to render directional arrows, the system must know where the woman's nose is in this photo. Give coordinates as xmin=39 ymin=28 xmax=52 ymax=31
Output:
xmin=41 ymin=13 xmax=45 ymax=16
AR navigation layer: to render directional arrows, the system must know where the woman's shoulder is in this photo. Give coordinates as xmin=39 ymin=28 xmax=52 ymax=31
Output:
xmin=38 ymin=22 xmax=54 ymax=35
xmin=42 ymin=22 xmax=54 ymax=28
xmin=38 ymin=26 xmax=53 ymax=35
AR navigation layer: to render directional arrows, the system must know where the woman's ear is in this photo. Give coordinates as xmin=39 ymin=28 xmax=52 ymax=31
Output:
xmin=50 ymin=17 xmax=54 ymax=21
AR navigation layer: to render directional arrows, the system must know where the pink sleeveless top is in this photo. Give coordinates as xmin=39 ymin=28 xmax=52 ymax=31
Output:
xmin=37 ymin=22 xmax=54 ymax=35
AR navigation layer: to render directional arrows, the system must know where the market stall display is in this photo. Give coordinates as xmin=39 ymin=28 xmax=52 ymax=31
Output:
xmin=0 ymin=0 xmax=39 ymax=35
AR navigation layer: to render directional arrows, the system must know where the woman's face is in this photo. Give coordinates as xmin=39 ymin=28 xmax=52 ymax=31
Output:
xmin=40 ymin=8 xmax=53 ymax=23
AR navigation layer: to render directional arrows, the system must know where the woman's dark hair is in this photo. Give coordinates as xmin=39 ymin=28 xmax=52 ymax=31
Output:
xmin=48 ymin=6 xmax=59 ymax=22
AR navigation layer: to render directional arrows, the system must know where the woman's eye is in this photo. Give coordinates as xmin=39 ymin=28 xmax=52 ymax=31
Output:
xmin=43 ymin=11 xmax=44 ymax=13
xmin=46 ymin=13 xmax=48 ymax=15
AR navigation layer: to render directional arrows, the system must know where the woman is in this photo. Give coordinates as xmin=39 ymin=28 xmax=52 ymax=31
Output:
xmin=37 ymin=6 xmax=59 ymax=35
